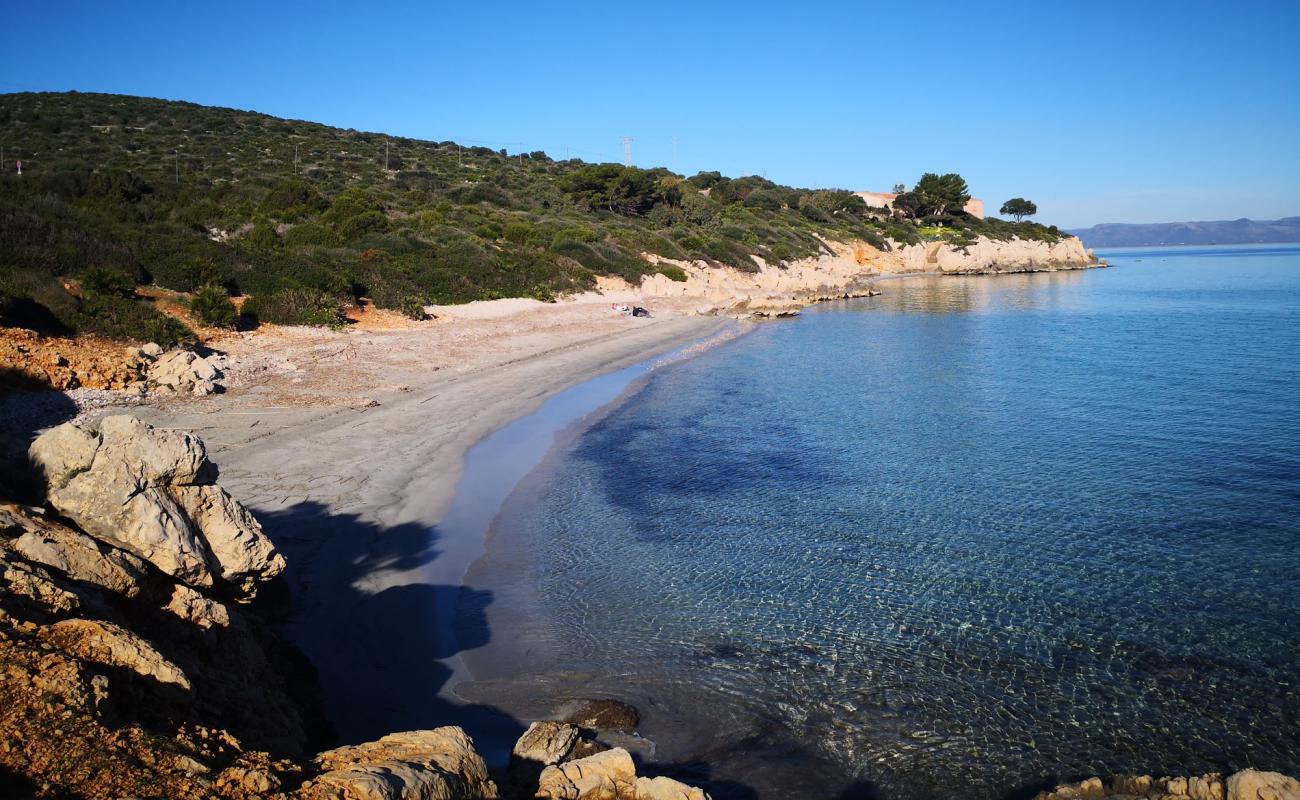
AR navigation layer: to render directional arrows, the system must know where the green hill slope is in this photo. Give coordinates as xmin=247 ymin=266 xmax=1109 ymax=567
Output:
xmin=0 ymin=92 xmax=1064 ymax=341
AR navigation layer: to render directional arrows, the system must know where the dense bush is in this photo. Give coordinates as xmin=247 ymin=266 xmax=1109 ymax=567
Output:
xmin=0 ymin=92 xmax=1070 ymax=335
xmin=241 ymin=288 xmax=347 ymax=327
xmin=190 ymin=283 xmax=238 ymax=327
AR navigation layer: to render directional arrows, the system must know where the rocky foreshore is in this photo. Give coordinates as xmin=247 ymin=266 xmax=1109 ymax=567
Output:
xmin=630 ymin=233 xmax=1104 ymax=319
xmin=1036 ymin=770 xmax=1300 ymax=800
xmin=0 ymin=415 xmax=715 ymax=799
xmin=4 ymin=415 xmax=1297 ymax=800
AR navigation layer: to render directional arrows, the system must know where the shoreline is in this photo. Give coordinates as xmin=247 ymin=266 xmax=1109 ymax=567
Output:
xmin=107 ymin=306 xmax=731 ymax=747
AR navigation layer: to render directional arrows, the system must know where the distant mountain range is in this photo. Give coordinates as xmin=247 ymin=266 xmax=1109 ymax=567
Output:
xmin=1067 ymin=217 xmax=1300 ymax=248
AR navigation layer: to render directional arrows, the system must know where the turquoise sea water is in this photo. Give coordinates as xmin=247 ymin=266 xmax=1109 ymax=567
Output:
xmin=463 ymin=246 xmax=1300 ymax=799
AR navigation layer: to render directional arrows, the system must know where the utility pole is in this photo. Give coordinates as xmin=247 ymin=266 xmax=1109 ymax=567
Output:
xmin=294 ymin=142 xmax=299 ymax=172
xmin=384 ymin=139 xmax=389 ymax=170
xmin=174 ymin=149 xmax=179 ymax=183
xmin=622 ymin=136 xmax=633 ymax=167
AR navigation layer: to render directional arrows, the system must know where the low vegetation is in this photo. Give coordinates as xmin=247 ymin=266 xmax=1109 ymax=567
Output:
xmin=0 ymin=92 xmax=1069 ymax=340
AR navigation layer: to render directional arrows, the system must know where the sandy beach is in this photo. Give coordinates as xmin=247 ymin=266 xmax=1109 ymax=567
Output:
xmin=100 ymin=297 xmax=731 ymax=750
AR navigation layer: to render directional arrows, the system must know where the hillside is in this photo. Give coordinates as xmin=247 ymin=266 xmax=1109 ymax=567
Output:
xmin=1069 ymin=216 xmax=1300 ymax=248
xmin=1 ymin=92 xmax=1070 ymax=343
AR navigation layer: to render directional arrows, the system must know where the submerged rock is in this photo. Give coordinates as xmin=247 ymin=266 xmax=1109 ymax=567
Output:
xmin=560 ymin=698 xmax=641 ymax=733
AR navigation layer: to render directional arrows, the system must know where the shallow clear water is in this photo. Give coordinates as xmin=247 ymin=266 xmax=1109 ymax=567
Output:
xmin=463 ymin=246 xmax=1300 ymax=799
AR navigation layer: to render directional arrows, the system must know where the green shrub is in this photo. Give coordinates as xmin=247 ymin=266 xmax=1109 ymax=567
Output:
xmin=656 ymin=265 xmax=688 ymax=282
xmin=79 ymin=268 xmax=135 ymax=298
xmin=242 ymin=220 xmax=282 ymax=252
xmin=283 ymin=222 xmax=342 ymax=248
xmin=339 ymin=211 xmax=390 ymax=240
xmin=143 ymin=313 xmax=196 ymax=346
xmin=190 ymin=283 xmax=238 ymax=327
xmin=241 ymin=288 xmax=347 ymax=328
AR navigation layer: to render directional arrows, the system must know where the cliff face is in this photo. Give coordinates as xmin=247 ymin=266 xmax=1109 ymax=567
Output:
xmin=622 ymin=234 xmax=1101 ymax=316
xmin=894 ymin=234 xmax=1095 ymax=274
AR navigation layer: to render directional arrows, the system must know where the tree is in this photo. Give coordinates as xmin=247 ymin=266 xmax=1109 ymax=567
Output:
xmin=999 ymin=197 xmax=1038 ymax=222
xmin=912 ymin=173 xmax=971 ymax=217
xmin=890 ymin=191 xmax=922 ymax=219
xmin=557 ymin=164 xmax=665 ymax=215
xmin=892 ymin=183 xmax=907 ymax=194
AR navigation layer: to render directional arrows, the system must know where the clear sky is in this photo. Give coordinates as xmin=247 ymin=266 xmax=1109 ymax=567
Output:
xmin=2 ymin=0 xmax=1297 ymax=228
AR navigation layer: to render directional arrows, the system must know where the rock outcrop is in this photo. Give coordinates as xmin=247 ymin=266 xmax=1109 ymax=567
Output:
xmin=1035 ymin=770 xmax=1300 ymax=800
xmin=302 ymin=728 xmax=498 ymax=800
xmin=536 ymin=748 xmax=638 ymax=800
xmin=623 ymin=233 xmax=1101 ymax=318
xmin=2 ymin=416 xmax=313 ymax=793
xmin=29 ymin=414 xmax=284 ymax=598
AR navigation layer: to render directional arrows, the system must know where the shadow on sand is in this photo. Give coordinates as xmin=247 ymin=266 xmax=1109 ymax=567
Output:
xmin=0 ymin=370 xmax=80 ymax=501
xmin=252 ymin=500 xmax=771 ymax=799
xmin=253 ymin=500 xmax=525 ymax=756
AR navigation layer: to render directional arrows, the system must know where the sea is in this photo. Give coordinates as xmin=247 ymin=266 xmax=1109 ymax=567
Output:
xmin=458 ymin=245 xmax=1300 ymax=799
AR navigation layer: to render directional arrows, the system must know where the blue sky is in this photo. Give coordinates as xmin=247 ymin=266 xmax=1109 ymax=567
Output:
xmin=2 ymin=0 xmax=1297 ymax=228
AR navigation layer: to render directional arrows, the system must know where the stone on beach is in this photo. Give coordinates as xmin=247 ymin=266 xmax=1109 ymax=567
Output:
xmin=147 ymin=349 xmax=223 ymax=395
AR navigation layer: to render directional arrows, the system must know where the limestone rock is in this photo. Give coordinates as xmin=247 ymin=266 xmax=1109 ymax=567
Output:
xmin=1190 ymin=774 xmax=1227 ymax=800
xmin=41 ymin=617 xmax=191 ymax=691
xmin=636 ymin=776 xmax=711 ymax=800
xmin=510 ymin=721 xmax=610 ymax=796
xmin=304 ymin=727 xmax=498 ymax=800
xmin=165 ymin=583 xmax=231 ymax=630
xmin=12 ymin=520 xmax=152 ymax=598
xmin=514 ymin=721 xmax=581 ymax=767
xmin=1228 ymin=770 xmax=1300 ymax=800
xmin=536 ymin=748 xmax=635 ymax=800
xmin=29 ymin=415 xmax=284 ymax=597
xmin=148 ymin=350 xmax=222 ymax=396
xmin=1 ymin=557 xmax=82 ymax=613
xmin=172 ymin=483 xmax=284 ymax=596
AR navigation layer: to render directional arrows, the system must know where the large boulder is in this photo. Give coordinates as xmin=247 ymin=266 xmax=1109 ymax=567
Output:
xmin=302 ymin=727 xmax=498 ymax=800
xmin=535 ymin=748 xmax=635 ymax=800
xmin=29 ymin=415 xmax=284 ymax=598
xmin=513 ymin=721 xmax=581 ymax=767
xmin=1228 ymin=770 xmax=1300 ymax=800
